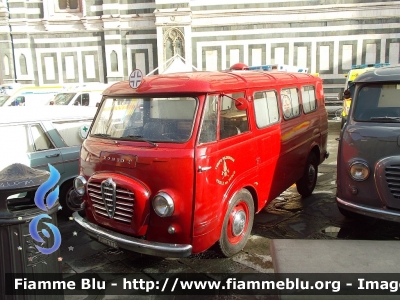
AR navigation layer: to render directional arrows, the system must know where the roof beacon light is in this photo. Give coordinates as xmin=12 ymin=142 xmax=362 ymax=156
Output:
xmin=351 ymin=63 xmax=390 ymax=70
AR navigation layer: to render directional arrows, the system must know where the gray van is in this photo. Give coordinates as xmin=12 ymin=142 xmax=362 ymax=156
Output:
xmin=336 ymin=65 xmax=400 ymax=222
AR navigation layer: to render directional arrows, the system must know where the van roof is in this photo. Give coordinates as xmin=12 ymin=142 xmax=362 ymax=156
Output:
xmin=0 ymin=106 xmax=97 ymax=124
xmin=103 ymin=70 xmax=320 ymax=96
xmin=354 ymin=65 xmax=400 ymax=83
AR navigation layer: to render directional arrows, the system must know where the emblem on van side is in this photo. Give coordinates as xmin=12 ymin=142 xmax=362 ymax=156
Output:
xmin=215 ymin=156 xmax=235 ymax=185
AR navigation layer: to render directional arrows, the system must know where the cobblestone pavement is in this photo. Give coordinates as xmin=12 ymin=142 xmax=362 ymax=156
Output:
xmin=58 ymin=119 xmax=400 ymax=299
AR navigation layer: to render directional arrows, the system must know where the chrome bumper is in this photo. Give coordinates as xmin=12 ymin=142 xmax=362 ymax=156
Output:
xmin=337 ymin=197 xmax=400 ymax=223
xmin=72 ymin=211 xmax=192 ymax=258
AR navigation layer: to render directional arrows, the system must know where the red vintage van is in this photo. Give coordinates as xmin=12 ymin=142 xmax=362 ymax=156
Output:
xmin=72 ymin=69 xmax=329 ymax=257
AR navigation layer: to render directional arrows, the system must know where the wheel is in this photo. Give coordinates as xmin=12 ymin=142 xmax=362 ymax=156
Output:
xmin=59 ymin=181 xmax=83 ymax=217
xmin=296 ymin=152 xmax=318 ymax=197
xmin=218 ymin=189 xmax=254 ymax=257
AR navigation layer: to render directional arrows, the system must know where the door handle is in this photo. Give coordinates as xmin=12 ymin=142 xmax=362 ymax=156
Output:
xmin=46 ymin=153 xmax=60 ymax=158
xmin=198 ymin=166 xmax=211 ymax=173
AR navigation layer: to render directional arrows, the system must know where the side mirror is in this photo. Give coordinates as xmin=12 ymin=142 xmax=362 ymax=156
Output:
xmin=234 ymin=97 xmax=248 ymax=110
xmin=343 ymin=89 xmax=351 ymax=99
xmin=49 ymin=101 xmax=54 ymax=105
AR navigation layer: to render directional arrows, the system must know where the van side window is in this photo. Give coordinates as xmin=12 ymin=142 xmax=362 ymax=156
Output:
xmin=301 ymin=86 xmax=317 ymax=113
xmin=199 ymin=95 xmax=217 ymax=144
xmin=75 ymin=93 xmax=90 ymax=106
xmin=82 ymin=93 xmax=90 ymax=106
xmin=253 ymin=90 xmax=279 ymax=128
xmin=30 ymin=124 xmax=55 ymax=151
xmin=220 ymin=93 xmax=247 ymax=140
xmin=281 ymin=88 xmax=300 ymax=119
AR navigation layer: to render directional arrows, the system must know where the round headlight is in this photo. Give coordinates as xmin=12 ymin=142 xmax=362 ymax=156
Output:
xmin=349 ymin=162 xmax=370 ymax=181
xmin=74 ymin=176 xmax=87 ymax=196
xmin=152 ymin=192 xmax=174 ymax=217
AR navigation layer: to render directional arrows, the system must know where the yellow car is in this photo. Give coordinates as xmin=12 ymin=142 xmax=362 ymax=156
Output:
xmin=339 ymin=63 xmax=389 ymax=128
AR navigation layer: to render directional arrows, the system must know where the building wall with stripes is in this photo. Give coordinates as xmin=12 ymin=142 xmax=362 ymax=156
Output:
xmin=0 ymin=0 xmax=157 ymax=85
xmin=155 ymin=0 xmax=400 ymax=99
xmin=1 ymin=0 xmax=400 ymax=99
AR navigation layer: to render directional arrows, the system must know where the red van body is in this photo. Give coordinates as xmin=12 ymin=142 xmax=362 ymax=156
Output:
xmin=72 ymin=70 xmax=328 ymax=257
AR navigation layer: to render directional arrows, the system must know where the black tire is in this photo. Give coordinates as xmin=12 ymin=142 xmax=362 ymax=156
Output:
xmin=296 ymin=152 xmax=318 ymax=197
xmin=218 ymin=189 xmax=254 ymax=257
xmin=59 ymin=180 xmax=82 ymax=217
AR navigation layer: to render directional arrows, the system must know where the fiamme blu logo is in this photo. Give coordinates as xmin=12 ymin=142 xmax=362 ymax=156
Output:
xmin=28 ymin=164 xmax=62 ymax=254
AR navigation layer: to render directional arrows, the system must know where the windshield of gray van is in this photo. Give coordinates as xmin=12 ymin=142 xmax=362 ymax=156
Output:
xmin=0 ymin=95 xmax=10 ymax=107
xmin=90 ymin=97 xmax=198 ymax=143
xmin=353 ymin=84 xmax=400 ymax=122
xmin=53 ymin=93 xmax=76 ymax=105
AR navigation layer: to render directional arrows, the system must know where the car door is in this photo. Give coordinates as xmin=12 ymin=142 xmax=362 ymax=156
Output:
xmin=50 ymin=119 xmax=93 ymax=180
xmin=27 ymin=123 xmax=65 ymax=175
xmin=194 ymin=93 xmax=256 ymax=237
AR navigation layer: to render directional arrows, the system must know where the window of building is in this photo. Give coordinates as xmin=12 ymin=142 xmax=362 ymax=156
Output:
xmin=3 ymin=55 xmax=10 ymax=76
xmin=111 ymin=51 xmax=118 ymax=72
xmin=163 ymin=28 xmax=185 ymax=61
xmin=301 ymin=86 xmax=317 ymax=114
xmin=19 ymin=54 xmax=27 ymax=76
xmin=55 ymin=0 xmax=81 ymax=12
xmin=254 ymin=90 xmax=280 ymax=128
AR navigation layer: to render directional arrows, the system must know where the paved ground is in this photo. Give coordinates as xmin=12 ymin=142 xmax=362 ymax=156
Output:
xmin=56 ymin=118 xmax=400 ymax=299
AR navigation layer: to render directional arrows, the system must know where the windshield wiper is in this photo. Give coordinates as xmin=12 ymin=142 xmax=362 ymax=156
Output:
xmin=91 ymin=133 xmax=111 ymax=138
xmin=120 ymin=135 xmax=158 ymax=147
xmin=369 ymin=116 xmax=400 ymax=122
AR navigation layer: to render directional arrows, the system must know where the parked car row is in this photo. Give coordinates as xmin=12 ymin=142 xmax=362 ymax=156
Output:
xmin=0 ymin=83 xmax=109 ymax=107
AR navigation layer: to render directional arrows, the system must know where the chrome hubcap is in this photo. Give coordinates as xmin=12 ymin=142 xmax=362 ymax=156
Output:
xmin=308 ymin=165 xmax=316 ymax=183
xmin=232 ymin=210 xmax=246 ymax=236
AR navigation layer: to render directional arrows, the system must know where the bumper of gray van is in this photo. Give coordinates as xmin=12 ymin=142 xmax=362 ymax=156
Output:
xmin=337 ymin=197 xmax=400 ymax=222
xmin=72 ymin=211 xmax=192 ymax=258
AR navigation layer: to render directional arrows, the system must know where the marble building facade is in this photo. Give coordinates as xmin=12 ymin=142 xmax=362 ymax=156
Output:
xmin=0 ymin=0 xmax=400 ymax=99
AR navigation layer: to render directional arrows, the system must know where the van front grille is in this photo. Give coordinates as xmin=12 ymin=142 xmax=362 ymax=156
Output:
xmin=385 ymin=164 xmax=400 ymax=199
xmin=88 ymin=181 xmax=135 ymax=223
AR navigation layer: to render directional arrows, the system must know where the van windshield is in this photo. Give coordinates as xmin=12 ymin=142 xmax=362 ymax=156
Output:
xmin=53 ymin=93 xmax=76 ymax=105
xmin=353 ymin=84 xmax=400 ymax=122
xmin=90 ymin=97 xmax=198 ymax=143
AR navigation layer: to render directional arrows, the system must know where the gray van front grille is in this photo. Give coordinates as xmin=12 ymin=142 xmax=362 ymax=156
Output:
xmin=88 ymin=181 xmax=135 ymax=223
xmin=385 ymin=164 xmax=400 ymax=199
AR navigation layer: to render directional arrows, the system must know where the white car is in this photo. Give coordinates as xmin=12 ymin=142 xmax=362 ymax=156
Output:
xmin=0 ymin=106 xmax=97 ymax=216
